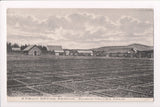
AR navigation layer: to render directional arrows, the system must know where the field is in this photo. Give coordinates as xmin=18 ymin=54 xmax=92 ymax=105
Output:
xmin=7 ymin=54 xmax=153 ymax=98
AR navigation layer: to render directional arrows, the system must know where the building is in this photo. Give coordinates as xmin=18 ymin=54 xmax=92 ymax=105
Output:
xmin=127 ymin=43 xmax=153 ymax=58
xmin=11 ymin=47 xmax=22 ymax=54
xmin=93 ymin=47 xmax=136 ymax=57
xmin=92 ymin=50 xmax=106 ymax=56
xmin=77 ymin=50 xmax=93 ymax=56
xmin=47 ymin=45 xmax=64 ymax=56
xmin=105 ymin=48 xmax=136 ymax=57
xmin=69 ymin=50 xmax=78 ymax=56
xmin=63 ymin=49 xmax=70 ymax=56
xmin=136 ymin=50 xmax=153 ymax=58
xmin=23 ymin=45 xmax=41 ymax=56
xmin=12 ymin=47 xmax=21 ymax=51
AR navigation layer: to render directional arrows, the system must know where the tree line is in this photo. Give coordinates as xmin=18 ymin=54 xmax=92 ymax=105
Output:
xmin=7 ymin=42 xmax=47 ymax=53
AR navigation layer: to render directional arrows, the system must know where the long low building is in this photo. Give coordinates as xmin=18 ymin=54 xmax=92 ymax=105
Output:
xmin=93 ymin=44 xmax=153 ymax=58
xmin=136 ymin=50 xmax=153 ymax=58
xmin=47 ymin=45 xmax=64 ymax=56
xmin=93 ymin=48 xmax=135 ymax=57
xmin=105 ymin=48 xmax=136 ymax=57
xmin=12 ymin=47 xmax=21 ymax=51
xmin=63 ymin=49 xmax=93 ymax=56
xmin=77 ymin=50 xmax=93 ymax=56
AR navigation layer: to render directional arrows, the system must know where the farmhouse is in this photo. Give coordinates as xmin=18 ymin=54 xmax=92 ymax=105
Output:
xmin=23 ymin=45 xmax=41 ymax=56
xmin=47 ymin=45 xmax=64 ymax=56
xmin=77 ymin=50 xmax=93 ymax=56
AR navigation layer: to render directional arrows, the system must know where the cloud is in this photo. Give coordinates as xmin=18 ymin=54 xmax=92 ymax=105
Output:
xmin=7 ymin=9 xmax=153 ymax=48
xmin=118 ymin=16 xmax=153 ymax=34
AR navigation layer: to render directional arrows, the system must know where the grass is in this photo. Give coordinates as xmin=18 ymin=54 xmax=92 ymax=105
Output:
xmin=7 ymin=54 xmax=153 ymax=98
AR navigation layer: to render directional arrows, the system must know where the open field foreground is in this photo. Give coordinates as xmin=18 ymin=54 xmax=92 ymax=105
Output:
xmin=7 ymin=55 xmax=153 ymax=99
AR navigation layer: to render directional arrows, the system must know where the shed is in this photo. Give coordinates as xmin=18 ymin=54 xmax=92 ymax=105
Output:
xmin=23 ymin=45 xmax=41 ymax=56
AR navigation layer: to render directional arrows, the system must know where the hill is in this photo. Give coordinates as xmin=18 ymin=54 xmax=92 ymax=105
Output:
xmin=127 ymin=43 xmax=153 ymax=51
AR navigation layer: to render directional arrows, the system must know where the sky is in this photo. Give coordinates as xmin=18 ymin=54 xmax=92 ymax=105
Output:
xmin=7 ymin=8 xmax=153 ymax=49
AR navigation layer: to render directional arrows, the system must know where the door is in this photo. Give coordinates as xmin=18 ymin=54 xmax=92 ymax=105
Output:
xmin=34 ymin=51 xmax=37 ymax=56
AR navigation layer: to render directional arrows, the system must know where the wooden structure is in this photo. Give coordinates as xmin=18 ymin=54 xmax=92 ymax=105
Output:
xmin=105 ymin=48 xmax=135 ymax=57
xmin=63 ymin=49 xmax=70 ymax=56
xmin=93 ymin=48 xmax=136 ymax=57
xmin=77 ymin=50 xmax=93 ymax=56
xmin=47 ymin=45 xmax=64 ymax=56
xmin=23 ymin=45 xmax=41 ymax=56
xmin=12 ymin=47 xmax=21 ymax=51
xmin=136 ymin=50 xmax=153 ymax=58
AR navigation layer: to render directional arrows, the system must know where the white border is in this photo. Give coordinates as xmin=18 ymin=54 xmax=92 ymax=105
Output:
xmin=1 ymin=1 xmax=160 ymax=107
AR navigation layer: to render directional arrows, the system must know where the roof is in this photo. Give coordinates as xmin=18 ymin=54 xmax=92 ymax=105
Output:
xmin=54 ymin=50 xmax=64 ymax=53
xmin=105 ymin=48 xmax=134 ymax=53
xmin=47 ymin=45 xmax=63 ymax=51
xmin=94 ymin=44 xmax=153 ymax=52
xmin=138 ymin=50 xmax=153 ymax=52
xmin=95 ymin=46 xmax=129 ymax=51
xmin=23 ymin=45 xmax=36 ymax=51
xmin=77 ymin=50 xmax=93 ymax=53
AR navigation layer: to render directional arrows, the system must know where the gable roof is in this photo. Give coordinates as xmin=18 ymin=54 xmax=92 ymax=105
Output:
xmin=23 ymin=45 xmax=36 ymax=51
xmin=47 ymin=45 xmax=63 ymax=51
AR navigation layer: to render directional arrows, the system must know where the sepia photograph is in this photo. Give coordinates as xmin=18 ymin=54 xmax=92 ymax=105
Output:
xmin=7 ymin=8 xmax=154 ymax=101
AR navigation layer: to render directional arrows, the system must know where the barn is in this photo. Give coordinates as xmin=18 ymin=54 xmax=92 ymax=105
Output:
xmin=47 ymin=45 xmax=64 ymax=56
xmin=23 ymin=45 xmax=41 ymax=56
xmin=77 ymin=50 xmax=93 ymax=56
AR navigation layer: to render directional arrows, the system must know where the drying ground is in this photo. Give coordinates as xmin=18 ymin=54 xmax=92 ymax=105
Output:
xmin=7 ymin=54 xmax=153 ymax=98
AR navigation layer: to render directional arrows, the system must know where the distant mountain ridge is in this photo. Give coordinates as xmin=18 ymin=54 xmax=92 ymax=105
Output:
xmin=92 ymin=43 xmax=153 ymax=51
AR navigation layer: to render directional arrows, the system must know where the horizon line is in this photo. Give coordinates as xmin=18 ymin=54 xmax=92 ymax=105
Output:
xmin=7 ymin=41 xmax=153 ymax=49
